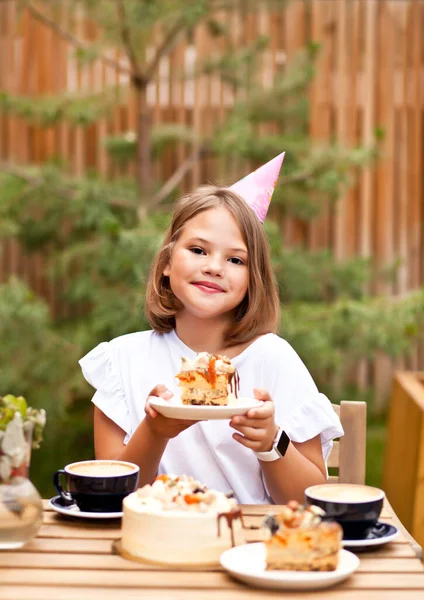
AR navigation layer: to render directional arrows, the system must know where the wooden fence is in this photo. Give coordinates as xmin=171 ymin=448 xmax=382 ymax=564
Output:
xmin=0 ymin=0 xmax=423 ymax=406
xmin=383 ymin=371 xmax=424 ymax=550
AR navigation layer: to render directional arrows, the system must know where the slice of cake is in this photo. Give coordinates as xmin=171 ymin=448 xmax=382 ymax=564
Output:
xmin=263 ymin=500 xmax=343 ymax=571
xmin=176 ymin=352 xmax=239 ymax=406
xmin=120 ymin=474 xmax=244 ymax=565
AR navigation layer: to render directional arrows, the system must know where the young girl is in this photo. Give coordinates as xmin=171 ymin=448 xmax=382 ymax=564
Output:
xmin=79 ymin=163 xmax=343 ymax=505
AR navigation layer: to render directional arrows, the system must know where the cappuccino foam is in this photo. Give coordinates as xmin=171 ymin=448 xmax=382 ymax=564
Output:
xmin=306 ymin=484 xmax=384 ymax=503
xmin=68 ymin=461 xmax=136 ymax=477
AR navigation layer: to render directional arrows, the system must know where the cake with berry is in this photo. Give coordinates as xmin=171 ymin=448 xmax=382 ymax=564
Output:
xmin=120 ymin=474 xmax=244 ymax=565
xmin=263 ymin=500 xmax=343 ymax=571
xmin=175 ymin=352 xmax=239 ymax=406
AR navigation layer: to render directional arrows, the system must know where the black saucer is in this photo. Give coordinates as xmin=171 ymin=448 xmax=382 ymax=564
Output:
xmin=49 ymin=495 xmax=123 ymax=520
xmin=342 ymin=522 xmax=398 ymax=550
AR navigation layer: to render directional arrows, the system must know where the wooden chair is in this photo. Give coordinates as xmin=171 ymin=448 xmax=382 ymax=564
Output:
xmin=328 ymin=400 xmax=422 ymax=559
xmin=328 ymin=401 xmax=367 ymax=484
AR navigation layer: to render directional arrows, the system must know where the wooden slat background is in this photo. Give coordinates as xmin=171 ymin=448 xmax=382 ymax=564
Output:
xmin=0 ymin=1 xmax=423 ymax=406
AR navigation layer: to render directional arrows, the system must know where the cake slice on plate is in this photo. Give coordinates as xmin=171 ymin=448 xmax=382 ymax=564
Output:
xmin=263 ymin=500 xmax=343 ymax=571
xmin=176 ymin=352 xmax=239 ymax=406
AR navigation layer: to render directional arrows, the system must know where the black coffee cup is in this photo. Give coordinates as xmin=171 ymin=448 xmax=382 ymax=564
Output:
xmin=53 ymin=460 xmax=139 ymax=513
xmin=305 ymin=483 xmax=385 ymax=540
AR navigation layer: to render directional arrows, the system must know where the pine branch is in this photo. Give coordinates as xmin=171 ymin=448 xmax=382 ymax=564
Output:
xmin=115 ymin=0 xmax=144 ymax=83
xmin=0 ymin=161 xmax=48 ymax=190
xmin=149 ymin=146 xmax=208 ymax=208
xmin=144 ymin=16 xmax=187 ymax=82
xmin=0 ymin=161 xmax=74 ymax=201
xmin=26 ymin=2 xmax=133 ymax=77
xmin=0 ymin=162 xmax=135 ymax=210
xmin=287 ymin=290 xmax=424 ymax=325
xmin=279 ymin=168 xmax=316 ymax=187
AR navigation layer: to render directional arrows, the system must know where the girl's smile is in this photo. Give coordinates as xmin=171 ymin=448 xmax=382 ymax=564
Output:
xmin=191 ymin=281 xmax=225 ymax=293
xmin=163 ymin=206 xmax=248 ymax=322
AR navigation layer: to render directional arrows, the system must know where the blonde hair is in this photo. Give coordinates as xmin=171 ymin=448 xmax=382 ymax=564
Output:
xmin=145 ymin=186 xmax=280 ymax=346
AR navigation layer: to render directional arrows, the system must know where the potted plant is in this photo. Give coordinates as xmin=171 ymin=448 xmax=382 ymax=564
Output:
xmin=0 ymin=394 xmax=46 ymax=550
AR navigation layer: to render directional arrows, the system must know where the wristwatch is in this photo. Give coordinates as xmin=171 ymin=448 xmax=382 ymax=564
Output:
xmin=254 ymin=427 xmax=290 ymax=462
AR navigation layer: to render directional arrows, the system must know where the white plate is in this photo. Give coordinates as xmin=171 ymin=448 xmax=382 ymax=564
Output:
xmin=49 ymin=496 xmax=123 ymax=519
xmin=148 ymin=396 xmax=262 ymax=420
xmin=342 ymin=523 xmax=399 ymax=549
xmin=220 ymin=543 xmax=360 ymax=591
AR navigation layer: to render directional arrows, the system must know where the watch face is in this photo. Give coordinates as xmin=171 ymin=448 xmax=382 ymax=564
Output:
xmin=276 ymin=430 xmax=290 ymax=457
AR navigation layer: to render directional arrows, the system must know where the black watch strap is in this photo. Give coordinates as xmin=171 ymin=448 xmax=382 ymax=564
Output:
xmin=276 ymin=429 xmax=291 ymax=457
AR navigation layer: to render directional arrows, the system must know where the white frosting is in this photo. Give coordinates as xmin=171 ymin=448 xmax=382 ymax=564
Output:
xmin=180 ymin=353 xmax=235 ymax=374
xmin=127 ymin=474 xmax=237 ymax=514
xmin=121 ymin=475 xmax=243 ymax=565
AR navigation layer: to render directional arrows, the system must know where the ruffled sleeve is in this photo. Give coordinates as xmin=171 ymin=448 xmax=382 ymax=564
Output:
xmin=260 ymin=336 xmax=344 ymax=465
xmin=282 ymin=393 xmax=344 ymax=463
xmin=79 ymin=342 xmax=132 ymax=440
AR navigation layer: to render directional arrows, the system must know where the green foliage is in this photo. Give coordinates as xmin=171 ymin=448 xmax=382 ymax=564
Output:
xmin=0 ymin=87 xmax=123 ymax=127
xmin=366 ymin=418 xmax=387 ymax=488
xmin=104 ymin=124 xmax=198 ymax=164
xmin=281 ymin=292 xmax=424 ymax=385
xmin=0 ymin=277 xmax=81 ymax=412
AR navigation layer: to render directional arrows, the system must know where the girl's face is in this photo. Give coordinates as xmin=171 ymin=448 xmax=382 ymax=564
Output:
xmin=164 ymin=206 xmax=249 ymax=322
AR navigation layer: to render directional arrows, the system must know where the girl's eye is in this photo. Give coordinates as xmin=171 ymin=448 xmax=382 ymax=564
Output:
xmin=228 ymin=257 xmax=245 ymax=266
xmin=189 ymin=247 xmax=206 ymax=255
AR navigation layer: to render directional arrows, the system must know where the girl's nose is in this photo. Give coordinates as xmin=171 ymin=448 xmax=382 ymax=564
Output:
xmin=202 ymin=257 xmax=224 ymax=277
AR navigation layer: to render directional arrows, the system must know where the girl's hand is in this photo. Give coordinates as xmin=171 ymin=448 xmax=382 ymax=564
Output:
xmin=230 ymin=388 xmax=279 ymax=452
xmin=145 ymin=384 xmax=199 ymax=440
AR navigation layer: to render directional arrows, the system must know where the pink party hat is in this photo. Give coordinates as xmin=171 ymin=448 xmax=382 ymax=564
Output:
xmin=229 ymin=152 xmax=285 ymax=223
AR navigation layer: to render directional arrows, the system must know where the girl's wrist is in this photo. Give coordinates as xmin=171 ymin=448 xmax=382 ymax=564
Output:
xmin=142 ymin=417 xmax=170 ymax=445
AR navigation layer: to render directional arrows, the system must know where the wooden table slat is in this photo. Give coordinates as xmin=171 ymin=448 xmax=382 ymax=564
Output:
xmin=41 ymin=512 xmax=270 ymax=528
xmin=21 ymin=535 xmax=418 ymax=558
xmin=1 ymin=588 xmax=424 ymax=600
xmin=41 ymin=500 xmax=393 ymax=520
xmin=2 ymin=568 xmax=424 ymax=590
xmin=0 ymin=553 xmax=422 ymax=573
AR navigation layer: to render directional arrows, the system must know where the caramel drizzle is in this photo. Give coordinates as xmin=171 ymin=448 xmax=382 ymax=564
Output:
xmin=216 ymin=509 xmax=245 ymax=547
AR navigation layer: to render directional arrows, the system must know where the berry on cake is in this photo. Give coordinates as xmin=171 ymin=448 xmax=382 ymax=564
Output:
xmin=176 ymin=352 xmax=240 ymax=406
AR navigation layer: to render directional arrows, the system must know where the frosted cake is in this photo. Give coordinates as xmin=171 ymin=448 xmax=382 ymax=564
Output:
xmin=263 ymin=500 xmax=343 ymax=571
xmin=176 ymin=352 xmax=239 ymax=406
xmin=120 ymin=474 xmax=244 ymax=565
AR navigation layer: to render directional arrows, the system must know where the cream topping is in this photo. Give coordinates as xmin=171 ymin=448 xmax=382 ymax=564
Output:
xmin=263 ymin=500 xmax=327 ymax=534
xmin=180 ymin=353 xmax=235 ymax=374
xmin=127 ymin=474 xmax=237 ymax=515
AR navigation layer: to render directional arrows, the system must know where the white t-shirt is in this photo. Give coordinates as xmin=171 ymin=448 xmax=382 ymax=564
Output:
xmin=79 ymin=330 xmax=343 ymax=504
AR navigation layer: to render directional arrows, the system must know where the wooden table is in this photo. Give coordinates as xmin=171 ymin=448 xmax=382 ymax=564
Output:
xmin=0 ymin=500 xmax=423 ymax=599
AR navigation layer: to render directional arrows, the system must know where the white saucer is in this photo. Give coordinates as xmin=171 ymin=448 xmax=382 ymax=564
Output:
xmin=220 ymin=543 xmax=359 ymax=591
xmin=49 ymin=496 xmax=123 ymax=519
xmin=342 ymin=523 xmax=399 ymax=549
xmin=148 ymin=396 xmax=262 ymax=420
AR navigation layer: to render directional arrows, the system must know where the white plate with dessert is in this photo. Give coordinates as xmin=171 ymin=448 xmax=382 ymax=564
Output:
xmin=149 ymin=395 xmax=262 ymax=420
xmin=220 ymin=501 xmax=359 ymax=590
xmin=155 ymin=351 xmax=261 ymax=419
xmin=220 ymin=543 xmax=359 ymax=591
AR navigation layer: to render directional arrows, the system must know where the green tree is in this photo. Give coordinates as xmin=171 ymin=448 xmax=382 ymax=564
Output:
xmin=0 ymin=1 xmax=423 ymax=494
